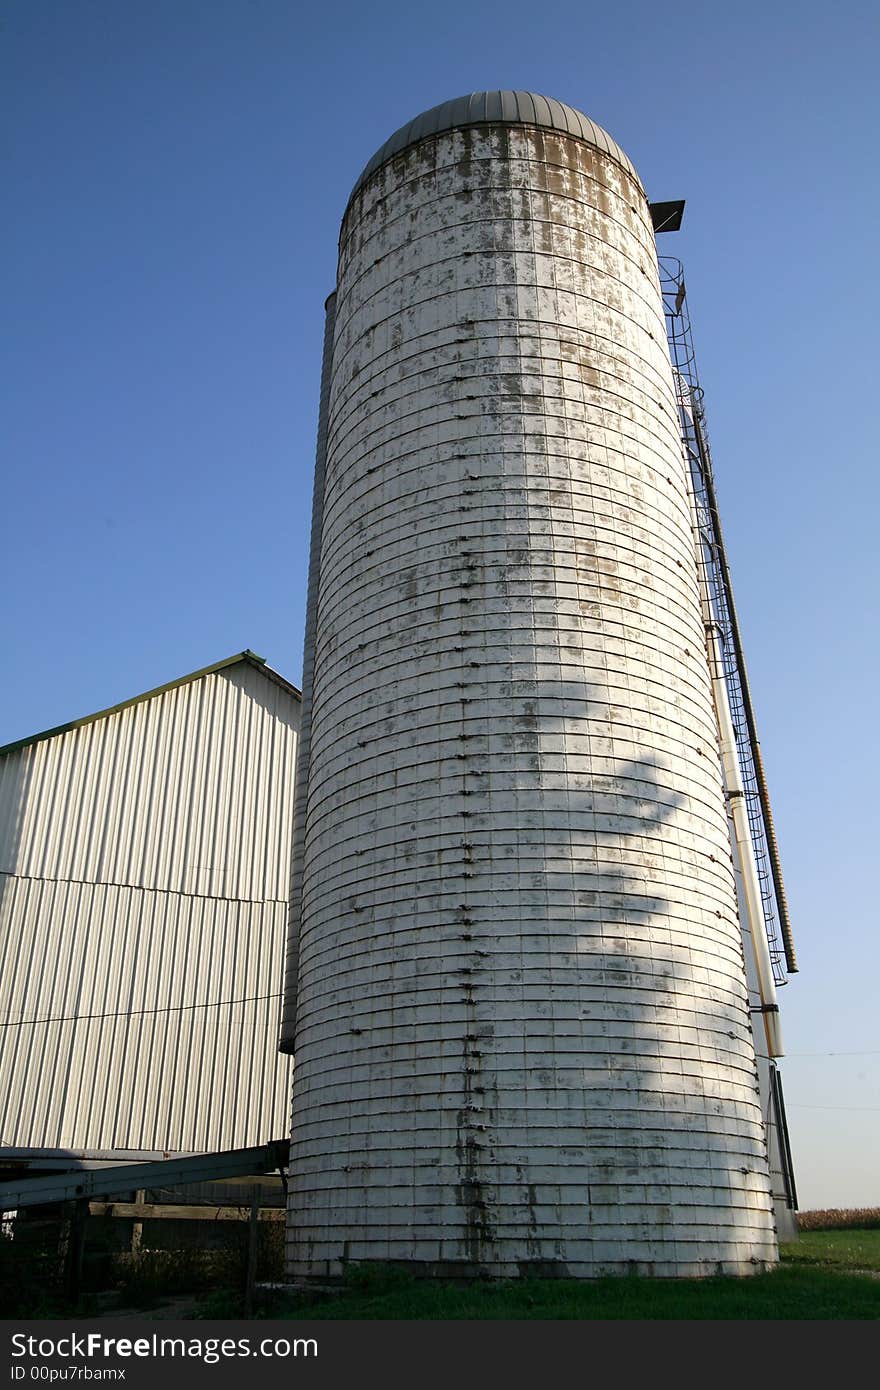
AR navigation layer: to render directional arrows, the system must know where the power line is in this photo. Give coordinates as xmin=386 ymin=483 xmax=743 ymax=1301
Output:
xmin=0 ymin=991 xmax=283 ymax=1030
xmin=785 ymin=1051 xmax=880 ymax=1058
xmin=789 ymin=1104 xmax=880 ymax=1113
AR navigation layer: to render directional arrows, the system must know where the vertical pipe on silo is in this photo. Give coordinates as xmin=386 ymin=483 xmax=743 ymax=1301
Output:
xmin=279 ymin=292 xmax=336 ymax=1052
xmin=680 ymin=388 xmax=784 ymax=1058
xmin=704 ymin=614 xmax=784 ymax=1057
xmin=692 ymin=414 xmax=798 ymax=976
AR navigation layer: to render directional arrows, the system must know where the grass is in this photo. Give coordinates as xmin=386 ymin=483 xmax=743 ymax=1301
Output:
xmin=5 ymin=1217 xmax=878 ymax=1319
xmin=782 ymin=1228 xmax=880 ymax=1274
xmin=225 ymin=1229 xmax=878 ymax=1321
xmin=260 ymin=1267 xmax=878 ymax=1321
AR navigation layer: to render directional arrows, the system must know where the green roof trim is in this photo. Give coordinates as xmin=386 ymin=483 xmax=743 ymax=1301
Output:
xmin=0 ymin=651 xmax=301 ymax=759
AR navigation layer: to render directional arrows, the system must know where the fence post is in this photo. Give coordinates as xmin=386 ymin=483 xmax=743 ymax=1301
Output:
xmin=243 ymin=1199 xmax=259 ymax=1316
xmin=131 ymin=1190 xmax=145 ymax=1254
xmin=66 ymin=1198 xmax=89 ymax=1303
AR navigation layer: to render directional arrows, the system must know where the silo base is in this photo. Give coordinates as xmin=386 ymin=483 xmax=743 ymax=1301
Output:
xmin=285 ymin=1253 xmax=779 ymax=1283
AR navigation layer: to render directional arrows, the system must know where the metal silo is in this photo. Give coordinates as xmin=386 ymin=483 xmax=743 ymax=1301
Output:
xmin=281 ymin=92 xmax=780 ymax=1278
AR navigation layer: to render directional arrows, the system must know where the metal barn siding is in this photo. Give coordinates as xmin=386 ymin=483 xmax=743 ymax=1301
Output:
xmin=0 ymin=654 xmax=298 ymax=1156
xmin=284 ymin=93 xmax=778 ymax=1279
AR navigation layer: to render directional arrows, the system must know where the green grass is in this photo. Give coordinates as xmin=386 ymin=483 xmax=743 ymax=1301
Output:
xmin=782 ymin=1228 xmax=880 ymax=1273
xmin=7 ymin=1224 xmax=878 ymax=1319
xmin=238 ymin=1234 xmax=879 ymax=1320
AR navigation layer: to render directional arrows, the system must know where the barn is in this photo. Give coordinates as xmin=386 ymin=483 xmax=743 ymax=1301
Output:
xmin=0 ymin=651 xmax=298 ymax=1168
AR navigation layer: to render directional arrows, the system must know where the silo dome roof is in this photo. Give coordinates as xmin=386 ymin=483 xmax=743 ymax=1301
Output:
xmin=350 ymin=91 xmax=641 ymax=200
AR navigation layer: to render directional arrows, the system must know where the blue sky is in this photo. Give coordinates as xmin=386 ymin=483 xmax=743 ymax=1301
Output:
xmin=3 ymin=0 xmax=878 ymax=1210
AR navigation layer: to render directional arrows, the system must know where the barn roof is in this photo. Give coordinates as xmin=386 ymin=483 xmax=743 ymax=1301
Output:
xmin=0 ymin=651 xmax=300 ymax=758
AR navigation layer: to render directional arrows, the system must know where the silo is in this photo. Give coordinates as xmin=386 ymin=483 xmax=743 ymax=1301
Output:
xmin=282 ymin=92 xmax=778 ymax=1279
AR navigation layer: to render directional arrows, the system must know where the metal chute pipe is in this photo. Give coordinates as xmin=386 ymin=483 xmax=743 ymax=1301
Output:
xmin=705 ymin=617 xmax=784 ymax=1057
xmin=680 ymin=431 xmax=784 ymax=1057
xmin=689 ymin=408 xmax=798 ymax=975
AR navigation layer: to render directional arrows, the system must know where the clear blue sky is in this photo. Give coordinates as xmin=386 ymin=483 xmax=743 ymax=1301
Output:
xmin=3 ymin=0 xmax=878 ymax=1211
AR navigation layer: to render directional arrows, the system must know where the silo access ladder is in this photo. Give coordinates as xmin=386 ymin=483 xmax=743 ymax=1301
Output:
xmin=659 ymin=256 xmax=797 ymax=988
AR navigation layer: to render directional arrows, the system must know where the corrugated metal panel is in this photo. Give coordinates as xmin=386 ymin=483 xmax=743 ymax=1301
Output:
xmin=0 ymin=663 xmax=298 ymax=1154
xmin=0 ymin=665 xmax=299 ymax=902
xmin=0 ymin=875 xmax=290 ymax=1152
